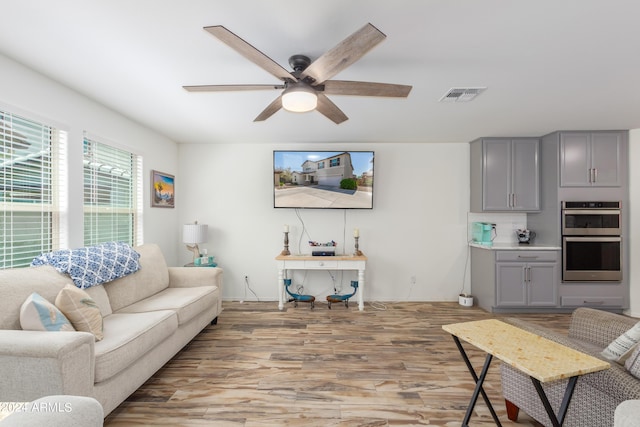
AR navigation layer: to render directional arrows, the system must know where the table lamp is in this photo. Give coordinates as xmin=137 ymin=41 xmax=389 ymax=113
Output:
xmin=183 ymin=221 xmax=208 ymax=263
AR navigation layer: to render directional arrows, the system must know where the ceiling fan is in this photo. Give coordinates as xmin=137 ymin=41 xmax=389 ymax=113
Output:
xmin=183 ymin=23 xmax=412 ymax=124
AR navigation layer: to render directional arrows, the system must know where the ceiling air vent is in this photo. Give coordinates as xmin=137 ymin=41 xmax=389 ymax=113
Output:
xmin=439 ymin=87 xmax=487 ymax=103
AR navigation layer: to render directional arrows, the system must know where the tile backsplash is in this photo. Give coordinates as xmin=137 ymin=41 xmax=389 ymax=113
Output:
xmin=467 ymin=212 xmax=527 ymax=244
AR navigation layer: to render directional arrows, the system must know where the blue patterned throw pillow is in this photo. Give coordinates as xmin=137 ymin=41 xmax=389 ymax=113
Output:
xmin=31 ymin=242 xmax=141 ymax=289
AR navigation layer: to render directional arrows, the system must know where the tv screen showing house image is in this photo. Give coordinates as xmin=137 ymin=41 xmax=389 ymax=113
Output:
xmin=273 ymin=151 xmax=374 ymax=209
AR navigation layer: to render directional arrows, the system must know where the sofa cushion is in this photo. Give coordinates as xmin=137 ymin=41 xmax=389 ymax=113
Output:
xmin=83 ymin=284 xmax=113 ymax=317
xmin=19 ymin=292 xmax=75 ymax=332
xmin=602 ymin=321 xmax=640 ymax=362
xmin=103 ymin=244 xmax=170 ymax=312
xmin=116 ymin=286 xmax=218 ymax=325
xmin=94 ymin=310 xmax=177 ymax=383
xmin=0 ymin=265 xmax=74 ymax=330
xmin=55 ymin=284 xmax=104 ymax=341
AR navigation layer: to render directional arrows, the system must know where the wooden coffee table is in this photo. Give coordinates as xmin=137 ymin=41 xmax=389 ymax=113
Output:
xmin=442 ymin=319 xmax=610 ymax=427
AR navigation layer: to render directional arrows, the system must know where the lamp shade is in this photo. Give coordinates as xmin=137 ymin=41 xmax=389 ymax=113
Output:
xmin=183 ymin=223 xmax=208 ymax=244
xmin=282 ymin=84 xmax=317 ymax=112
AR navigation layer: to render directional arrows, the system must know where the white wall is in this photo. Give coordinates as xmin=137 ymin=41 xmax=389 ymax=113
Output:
xmin=0 ymin=53 xmax=180 ymax=263
xmin=178 ymin=142 xmax=470 ymax=303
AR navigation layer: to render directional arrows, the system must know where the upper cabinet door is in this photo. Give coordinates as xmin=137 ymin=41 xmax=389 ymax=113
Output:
xmin=590 ymin=132 xmax=621 ymax=187
xmin=482 ymin=139 xmax=512 ymax=210
xmin=511 ymin=139 xmax=540 ymax=211
xmin=559 ymin=133 xmax=591 ymax=187
xmin=560 ymin=132 xmax=622 ymax=187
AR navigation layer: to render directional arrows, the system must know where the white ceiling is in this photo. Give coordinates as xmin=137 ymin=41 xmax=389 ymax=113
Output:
xmin=1 ymin=0 xmax=639 ymax=145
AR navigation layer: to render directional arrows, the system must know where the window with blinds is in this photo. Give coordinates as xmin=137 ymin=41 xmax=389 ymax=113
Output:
xmin=83 ymin=136 xmax=142 ymax=247
xmin=1 ymin=110 xmax=67 ymax=268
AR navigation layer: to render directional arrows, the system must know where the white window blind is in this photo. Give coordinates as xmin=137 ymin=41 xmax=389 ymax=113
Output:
xmin=83 ymin=136 xmax=142 ymax=247
xmin=1 ymin=110 xmax=67 ymax=268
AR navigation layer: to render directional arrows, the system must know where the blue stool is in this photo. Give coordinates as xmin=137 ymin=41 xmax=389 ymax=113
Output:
xmin=326 ymin=281 xmax=358 ymax=309
xmin=284 ymin=279 xmax=315 ymax=309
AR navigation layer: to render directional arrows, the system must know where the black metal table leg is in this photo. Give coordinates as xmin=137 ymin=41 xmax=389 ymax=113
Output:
xmin=530 ymin=375 xmax=578 ymax=427
xmin=452 ymin=336 xmax=502 ymax=427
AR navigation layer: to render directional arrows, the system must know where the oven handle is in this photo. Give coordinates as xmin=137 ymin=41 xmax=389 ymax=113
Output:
xmin=562 ymin=209 xmax=621 ymax=216
xmin=563 ymin=236 xmax=622 ymax=243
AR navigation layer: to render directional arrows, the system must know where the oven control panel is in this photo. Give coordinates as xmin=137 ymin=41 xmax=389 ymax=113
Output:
xmin=562 ymin=201 xmax=620 ymax=209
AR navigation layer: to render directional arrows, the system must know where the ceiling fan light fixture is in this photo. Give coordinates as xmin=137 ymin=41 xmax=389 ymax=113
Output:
xmin=282 ymin=84 xmax=317 ymax=113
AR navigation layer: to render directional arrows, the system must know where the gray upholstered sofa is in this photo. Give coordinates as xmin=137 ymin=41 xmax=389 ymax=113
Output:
xmin=0 ymin=243 xmax=223 ymax=417
xmin=500 ymin=308 xmax=640 ymax=426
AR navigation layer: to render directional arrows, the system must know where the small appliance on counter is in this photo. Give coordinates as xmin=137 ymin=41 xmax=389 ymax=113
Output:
xmin=515 ymin=229 xmax=536 ymax=244
xmin=472 ymin=222 xmax=496 ymax=246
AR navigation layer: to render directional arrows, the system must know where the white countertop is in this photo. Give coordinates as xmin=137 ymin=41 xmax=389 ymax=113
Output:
xmin=469 ymin=242 xmax=561 ymax=251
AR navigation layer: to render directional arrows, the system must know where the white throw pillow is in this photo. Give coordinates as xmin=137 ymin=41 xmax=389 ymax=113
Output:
xmin=601 ymin=321 xmax=640 ymax=362
xmin=624 ymin=344 xmax=640 ymax=379
xmin=20 ymin=292 xmax=75 ymax=332
xmin=55 ymin=284 xmax=104 ymax=341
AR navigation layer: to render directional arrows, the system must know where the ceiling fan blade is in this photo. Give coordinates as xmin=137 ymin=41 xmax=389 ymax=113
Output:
xmin=300 ymin=23 xmax=386 ymax=85
xmin=323 ymin=80 xmax=412 ymax=97
xmin=204 ymin=25 xmax=296 ymax=82
xmin=254 ymin=95 xmax=283 ymax=122
xmin=183 ymin=84 xmax=285 ymax=92
xmin=315 ymin=93 xmax=348 ymax=124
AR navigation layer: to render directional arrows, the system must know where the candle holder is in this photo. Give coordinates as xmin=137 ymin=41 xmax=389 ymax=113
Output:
xmin=354 ymin=236 xmax=363 ymax=256
xmin=281 ymin=231 xmax=291 ymax=256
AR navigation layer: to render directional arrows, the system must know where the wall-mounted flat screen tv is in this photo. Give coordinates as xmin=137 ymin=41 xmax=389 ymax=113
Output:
xmin=273 ymin=150 xmax=374 ymax=209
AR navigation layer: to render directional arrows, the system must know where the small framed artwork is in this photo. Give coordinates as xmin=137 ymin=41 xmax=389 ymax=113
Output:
xmin=151 ymin=170 xmax=175 ymax=208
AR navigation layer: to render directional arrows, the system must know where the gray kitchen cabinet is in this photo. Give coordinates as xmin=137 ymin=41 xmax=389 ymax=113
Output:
xmin=559 ymin=131 xmax=622 ymax=187
xmin=471 ymin=247 xmax=559 ymax=312
xmin=470 ymin=138 xmax=540 ymax=212
xmin=496 ymin=251 xmax=558 ymax=307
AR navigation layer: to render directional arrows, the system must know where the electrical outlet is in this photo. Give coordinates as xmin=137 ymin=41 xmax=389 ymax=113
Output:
xmin=410 ymin=276 xmax=416 ymax=285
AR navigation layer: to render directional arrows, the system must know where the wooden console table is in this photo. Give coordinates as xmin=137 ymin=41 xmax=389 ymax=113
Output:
xmin=442 ymin=319 xmax=609 ymax=427
xmin=275 ymin=254 xmax=367 ymax=311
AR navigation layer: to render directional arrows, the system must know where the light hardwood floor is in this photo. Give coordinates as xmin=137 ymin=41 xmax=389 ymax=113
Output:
xmin=104 ymin=301 xmax=573 ymax=426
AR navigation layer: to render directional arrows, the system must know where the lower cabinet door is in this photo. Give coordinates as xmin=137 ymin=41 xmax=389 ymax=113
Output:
xmin=527 ymin=263 xmax=558 ymax=306
xmin=496 ymin=262 xmax=558 ymax=307
xmin=496 ymin=263 xmax=527 ymax=306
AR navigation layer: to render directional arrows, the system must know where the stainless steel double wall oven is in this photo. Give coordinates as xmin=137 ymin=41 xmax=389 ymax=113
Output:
xmin=561 ymin=201 xmax=622 ymax=281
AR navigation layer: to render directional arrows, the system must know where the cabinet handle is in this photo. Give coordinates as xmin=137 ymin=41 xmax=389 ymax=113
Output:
xmin=583 ymin=300 xmax=604 ymax=305
xmin=593 ymin=168 xmax=598 ymax=183
xmin=517 ymin=255 xmax=539 ymax=259
xmin=513 ymin=193 xmax=517 ymax=208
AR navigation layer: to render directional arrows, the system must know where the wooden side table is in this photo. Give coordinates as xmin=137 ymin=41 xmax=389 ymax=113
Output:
xmin=275 ymin=254 xmax=367 ymax=311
